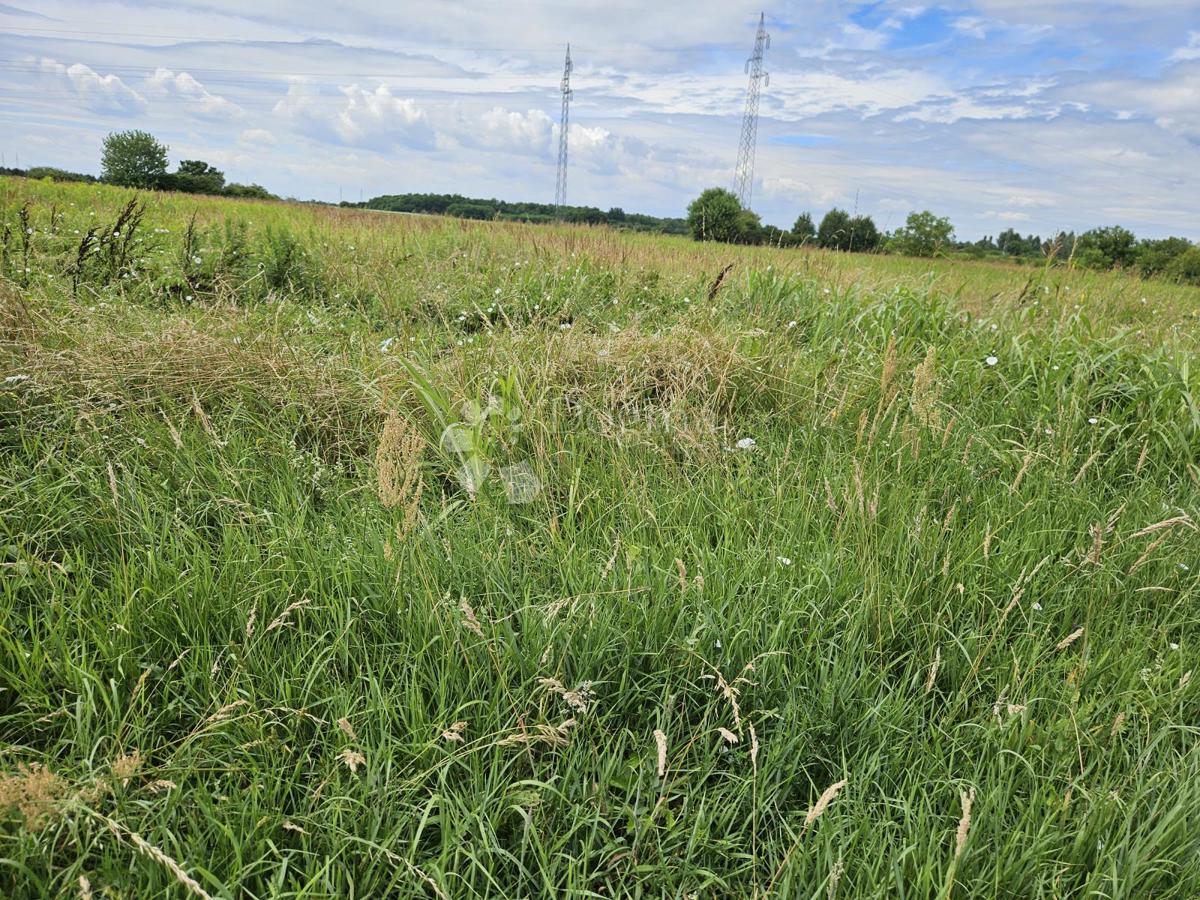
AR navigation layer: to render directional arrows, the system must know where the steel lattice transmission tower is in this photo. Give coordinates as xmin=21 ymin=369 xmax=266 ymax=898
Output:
xmin=733 ymin=13 xmax=770 ymax=209
xmin=554 ymin=44 xmax=573 ymax=212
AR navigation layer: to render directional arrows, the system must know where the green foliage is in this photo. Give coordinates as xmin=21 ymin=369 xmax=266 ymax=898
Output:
xmin=817 ymin=207 xmax=853 ymax=250
xmin=847 ymin=214 xmax=881 ymax=252
xmin=1136 ymin=237 xmax=1193 ymax=278
xmin=368 ymin=192 xmax=686 ymax=235
xmin=1165 ymin=246 xmax=1200 ymax=285
xmin=222 ymin=183 xmax=278 ymax=200
xmin=791 ymin=212 xmax=816 ymax=243
xmin=163 ymin=159 xmax=226 ymax=195
xmin=1 ymin=177 xmax=1200 ymax=897
xmin=686 ymin=187 xmax=748 ymax=243
xmin=24 ymin=166 xmax=96 ymax=184
xmin=100 ymin=130 xmax=169 ymax=189
xmin=1076 ymin=226 xmax=1138 ymax=270
xmin=890 ymin=210 xmax=955 ymax=257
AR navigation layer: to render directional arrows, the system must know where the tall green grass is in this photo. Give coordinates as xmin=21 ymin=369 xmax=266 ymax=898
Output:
xmin=1 ymin=177 xmax=1198 ymax=898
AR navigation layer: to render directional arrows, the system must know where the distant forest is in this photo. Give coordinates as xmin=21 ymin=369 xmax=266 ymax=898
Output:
xmin=352 ymin=193 xmax=689 ymax=235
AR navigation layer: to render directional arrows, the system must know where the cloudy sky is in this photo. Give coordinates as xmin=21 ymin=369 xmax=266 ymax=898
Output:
xmin=2 ymin=1 xmax=1197 ymax=239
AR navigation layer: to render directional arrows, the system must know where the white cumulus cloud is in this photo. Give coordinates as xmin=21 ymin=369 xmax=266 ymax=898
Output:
xmin=37 ymin=57 xmax=144 ymax=114
xmin=145 ymin=68 xmax=243 ymax=119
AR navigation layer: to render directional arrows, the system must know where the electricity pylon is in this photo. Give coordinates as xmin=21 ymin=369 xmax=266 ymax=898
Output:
xmin=733 ymin=13 xmax=770 ymax=209
xmin=555 ymin=44 xmax=572 ymax=213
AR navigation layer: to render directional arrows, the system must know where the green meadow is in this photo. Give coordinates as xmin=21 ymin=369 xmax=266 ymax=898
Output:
xmin=2 ymin=176 xmax=1198 ymax=898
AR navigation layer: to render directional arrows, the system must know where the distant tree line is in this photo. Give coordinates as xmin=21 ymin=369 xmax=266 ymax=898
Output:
xmin=100 ymin=131 xmax=277 ymax=199
xmin=356 ymin=193 xmax=688 ymax=235
xmin=686 ymin=187 xmax=1200 ymax=285
xmin=0 ymin=131 xmax=276 ymax=200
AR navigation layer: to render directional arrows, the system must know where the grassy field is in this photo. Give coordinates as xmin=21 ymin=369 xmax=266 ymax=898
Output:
xmin=1 ymin=176 xmax=1198 ymax=898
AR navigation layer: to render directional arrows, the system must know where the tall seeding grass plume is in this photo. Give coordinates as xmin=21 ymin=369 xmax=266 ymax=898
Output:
xmin=1 ymin=176 xmax=1199 ymax=897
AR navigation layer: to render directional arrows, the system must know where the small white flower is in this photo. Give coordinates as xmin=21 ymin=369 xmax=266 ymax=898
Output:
xmin=1032 ymin=602 xmax=1042 ymax=611
xmin=823 ymin=287 xmax=831 ymax=295
xmin=1170 ymin=642 xmax=1180 ymax=651
xmin=1179 ymin=564 xmax=1190 ymax=572
xmin=558 ymin=322 xmax=571 ymax=330
xmin=787 ymin=320 xmax=797 ymax=329
xmin=990 ymin=323 xmax=999 ymax=331
xmin=715 ymin=639 xmax=722 ymax=649
xmin=734 ymin=437 xmax=756 ymax=450
xmin=185 ymin=295 xmax=193 ymax=301
xmin=1088 ymin=417 xmax=1098 ymax=425
xmin=776 ymin=556 xmax=792 ymax=566
xmin=1052 ymin=365 xmax=1060 ymax=371
xmin=985 ymin=356 xmax=998 ymax=367
xmin=494 ymin=287 xmax=502 ymax=295
xmin=379 ymin=337 xmax=396 ymax=353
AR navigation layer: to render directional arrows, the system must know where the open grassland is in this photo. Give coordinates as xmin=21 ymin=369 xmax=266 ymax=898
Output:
xmin=1 ymin=177 xmax=1199 ymax=898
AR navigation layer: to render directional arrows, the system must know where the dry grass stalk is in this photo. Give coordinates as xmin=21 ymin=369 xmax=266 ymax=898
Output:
xmin=375 ymin=411 xmax=425 ymax=538
xmin=498 ymin=719 xmax=576 ymax=748
xmin=1129 ymin=515 xmax=1196 ymax=539
xmin=441 ymin=721 xmax=467 ymax=742
xmin=925 ymin=646 xmax=941 ymax=695
xmin=78 ymin=875 xmax=93 ymax=900
xmin=653 ymin=729 xmax=668 ymax=777
xmin=539 ymin=677 xmax=594 ymax=713
xmin=878 ymin=333 xmax=899 ymax=409
xmin=805 ymin=779 xmax=847 ymax=827
xmin=675 ymin=558 xmax=688 ymax=594
xmin=282 ymin=820 xmax=307 ymax=834
xmin=955 ymin=787 xmax=975 ymax=858
xmin=266 ymin=598 xmax=311 ymax=632
xmin=827 ymin=856 xmax=844 ymax=900
xmin=336 ymin=717 xmax=357 ymax=741
xmin=205 ymin=699 xmax=249 ymax=724
xmin=1072 ymin=450 xmax=1101 ymax=485
xmin=244 ymin=607 xmax=257 ymax=640
xmin=107 ymin=463 xmax=120 ymax=510
xmin=1129 ymin=532 xmax=1170 ymax=574
xmin=749 ymin=723 xmax=759 ymax=768
xmin=1087 ymin=523 xmax=1104 ymax=566
xmin=701 ymin=664 xmax=744 ymax=729
xmin=717 ymin=727 xmax=740 ymax=745
xmin=0 ymin=763 xmax=69 ymax=831
xmin=98 ymin=812 xmax=215 ymax=900
xmin=1181 ymin=671 xmax=1193 ymax=691
xmin=111 ymin=750 xmax=143 ymax=787
xmin=1056 ymin=627 xmax=1085 ymax=651
xmin=459 ymin=598 xmax=485 ymax=638
xmin=1010 ymin=450 xmax=1033 ymax=493
xmin=910 ymin=346 xmax=941 ymax=428
xmin=339 ymin=748 xmax=366 ymax=773
xmin=146 ymin=779 xmax=177 ymax=794
xmin=1110 ymin=711 xmax=1127 ymax=737
xmin=1135 ymin=440 xmax=1149 ymax=473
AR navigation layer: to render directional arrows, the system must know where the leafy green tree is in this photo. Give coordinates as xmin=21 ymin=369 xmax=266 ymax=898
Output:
xmin=1076 ymin=226 xmax=1137 ymax=269
xmin=167 ymin=159 xmax=226 ymax=194
xmin=1165 ymin=246 xmax=1200 ymax=285
xmin=735 ymin=208 xmax=764 ymax=245
xmin=100 ymin=130 xmax=169 ymax=189
xmin=686 ymin=188 xmax=745 ymax=243
xmin=1135 ymin=237 xmax=1192 ymax=278
xmin=791 ymin=212 xmax=816 ymax=244
xmin=890 ymin=211 xmax=955 ymax=258
xmin=818 ymin=208 xmax=853 ymax=250
xmin=847 ymin=215 xmax=881 ymax=252
xmin=223 ymin=183 xmax=278 ymax=200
